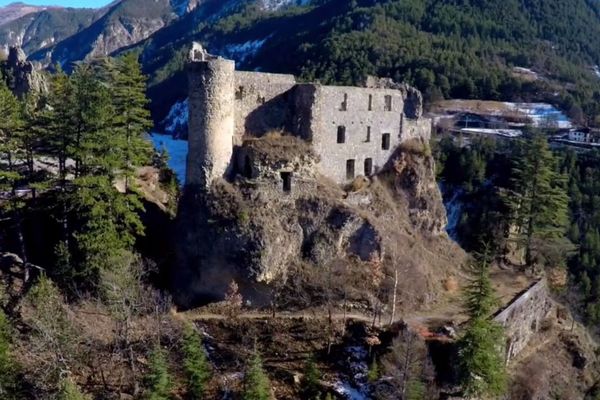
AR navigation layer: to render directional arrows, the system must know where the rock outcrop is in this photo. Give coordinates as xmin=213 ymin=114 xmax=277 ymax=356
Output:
xmin=1 ymin=46 xmax=46 ymax=97
xmin=174 ymin=137 xmax=465 ymax=312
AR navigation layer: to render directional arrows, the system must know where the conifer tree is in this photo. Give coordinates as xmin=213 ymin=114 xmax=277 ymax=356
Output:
xmin=0 ymin=78 xmax=28 ymax=267
xmin=507 ymin=133 xmax=569 ymax=266
xmin=458 ymin=251 xmax=507 ymax=398
xmin=145 ymin=347 xmax=173 ymax=400
xmin=243 ymin=351 xmax=271 ymax=400
xmin=301 ymin=355 xmax=322 ymax=399
xmin=182 ymin=324 xmax=211 ymax=399
xmin=108 ymin=53 xmax=153 ymax=191
xmin=58 ymin=377 xmax=90 ymax=400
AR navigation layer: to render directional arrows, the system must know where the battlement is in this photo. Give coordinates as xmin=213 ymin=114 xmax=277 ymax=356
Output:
xmin=186 ymin=42 xmax=432 ymax=188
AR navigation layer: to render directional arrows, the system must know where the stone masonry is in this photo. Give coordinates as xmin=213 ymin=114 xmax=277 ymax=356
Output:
xmin=186 ymin=42 xmax=432 ymax=188
xmin=493 ymin=279 xmax=553 ymax=363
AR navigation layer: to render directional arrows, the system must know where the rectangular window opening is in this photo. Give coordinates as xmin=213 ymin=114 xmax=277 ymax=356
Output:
xmin=364 ymin=158 xmax=373 ymax=176
xmin=346 ymin=159 xmax=355 ymax=180
xmin=235 ymin=86 xmax=245 ymax=100
xmin=281 ymin=172 xmax=292 ymax=192
xmin=341 ymin=93 xmax=348 ymax=111
xmin=382 ymin=133 xmax=391 ymax=150
xmin=368 ymin=94 xmax=373 ymax=111
xmin=384 ymin=95 xmax=392 ymax=111
xmin=366 ymin=126 xmax=371 ymax=142
xmin=337 ymin=126 xmax=346 ymax=144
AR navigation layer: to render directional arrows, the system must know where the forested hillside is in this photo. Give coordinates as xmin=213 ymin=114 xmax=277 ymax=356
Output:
xmin=131 ymin=0 xmax=600 ymax=125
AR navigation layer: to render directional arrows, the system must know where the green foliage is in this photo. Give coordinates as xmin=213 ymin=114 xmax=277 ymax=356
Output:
xmin=57 ymin=377 xmax=90 ymax=400
xmin=301 ymin=355 xmax=322 ymax=399
xmin=243 ymin=351 xmax=271 ymax=400
xmin=366 ymin=359 xmax=379 ymax=383
xmin=404 ymin=379 xmax=426 ymax=400
xmin=0 ymin=310 xmax=18 ymax=399
xmin=182 ymin=324 xmax=211 ymax=399
xmin=23 ymin=275 xmax=79 ymax=387
xmin=506 ymin=133 xmax=570 ymax=266
xmin=145 ymin=347 xmax=173 ymax=400
xmin=459 ymin=253 xmax=507 ymax=398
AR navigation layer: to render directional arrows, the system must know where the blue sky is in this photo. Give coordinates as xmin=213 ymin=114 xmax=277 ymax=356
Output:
xmin=0 ymin=0 xmax=113 ymax=7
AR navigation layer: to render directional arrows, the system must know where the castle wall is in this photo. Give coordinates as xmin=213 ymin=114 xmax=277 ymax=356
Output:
xmin=310 ymin=85 xmax=406 ymax=183
xmin=187 ymin=58 xmax=235 ymax=187
xmin=233 ymin=71 xmax=296 ymax=142
xmin=493 ymin=279 xmax=553 ymax=363
xmin=404 ymin=118 xmax=432 ymax=142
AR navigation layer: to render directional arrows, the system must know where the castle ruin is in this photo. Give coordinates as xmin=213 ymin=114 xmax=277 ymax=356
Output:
xmin=186 ymin=42 xmax=432 ymax=190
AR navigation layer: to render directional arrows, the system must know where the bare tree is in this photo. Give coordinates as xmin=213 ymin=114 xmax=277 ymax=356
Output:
xmin=373 ymin=328 xmax=435 ymax=400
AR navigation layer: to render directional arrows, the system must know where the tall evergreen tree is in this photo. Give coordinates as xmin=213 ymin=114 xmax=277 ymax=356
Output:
xmin=458 ymin=251 xmax=507 ymax=398
xmin=0 ymin=79 xmax=28 ymax=266
xmin=108 ymin=53 xmax=153 ymax=191
xmin=182 ymin=324 xmax=211 ymax=399
xmin=507 ymin=133 xmax=569 ymax=266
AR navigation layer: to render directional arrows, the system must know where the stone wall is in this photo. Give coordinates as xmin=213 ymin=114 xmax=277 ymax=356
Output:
xmin=493 ymin=279 xmax=553 ymax=363
xmin=309 ymin=85 xmax=406 ymax=183
xmin=233 ymin=71 xmax=296 ymax=142
xmin=403 ymin=118 xmax=432 ymax=142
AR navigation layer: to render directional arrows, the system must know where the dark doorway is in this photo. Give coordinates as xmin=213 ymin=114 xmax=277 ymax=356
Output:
xmin=346 ymin=159 xmax=355 ymax=180
xmin=243 ymin=155 xmax=253 ymax=178
xmin=382 ymin=133 xmax=391 ymax=150
xmin=364 ymin=158 xmax=373 ymax=176
xmin=281 ymin=172 xmax=292 ymax=192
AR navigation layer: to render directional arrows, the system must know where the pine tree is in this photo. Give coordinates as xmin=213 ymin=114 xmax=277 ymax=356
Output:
xmin=145 ymin=347 xmax=173 ymax=400
xmin=107 ymin=53 xmax=153 ymax=192
xmin=0 ymin=78 xmax=28 ymax=265
xmin=507 ymin=133 xmax=570 ymax=266
xmin=458 ymin=251 xmax=507 ymax=398
xmin=301 ymin=355 xmax=321 ymax=399
xmin=182 ymin=324 xmax=211 ymax=399
xmin=243 ymin=351 xmax=271 ymax=400
xmin=58 ymin=377 xmax=90 ymax=400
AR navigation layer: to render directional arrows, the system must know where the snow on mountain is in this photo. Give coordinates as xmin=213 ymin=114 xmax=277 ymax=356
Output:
xmin=162 ymin=98 xmax=189 ymax=138
xmin=224 ymin=37 xmax=268 ymax=64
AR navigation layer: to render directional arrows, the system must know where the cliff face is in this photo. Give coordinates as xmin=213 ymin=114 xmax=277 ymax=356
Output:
xmin=1 ymin=46 xmax=46 ymax=97
xmin=174 ymin=137 xmax=464 ymax=312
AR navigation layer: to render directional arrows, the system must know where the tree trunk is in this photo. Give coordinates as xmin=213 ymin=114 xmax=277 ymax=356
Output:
xmin=389 ymin=268 xmax=398 ymax=325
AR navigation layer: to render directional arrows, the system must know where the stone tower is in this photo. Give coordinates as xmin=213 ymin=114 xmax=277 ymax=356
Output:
xmin=186 ymin=43 xmax=235 ymax=187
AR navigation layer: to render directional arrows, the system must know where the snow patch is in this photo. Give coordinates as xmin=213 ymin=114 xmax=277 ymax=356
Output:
xmin=441 ymin=184 xmax=463 ymax=242
xmin=593 ymin=65 xmax=600 ymax=79
xmin=503 ymin=102 xmax=572 ymax=129
xmin=259 ymin=0 xmax=311 ymax=10
xmin=333 ymin=380 xmax=368 ymax=400
xmin=224 ymin=38 xmax=268 ymax=64
xmin=162 ymin=98 xmax=189 ymax=138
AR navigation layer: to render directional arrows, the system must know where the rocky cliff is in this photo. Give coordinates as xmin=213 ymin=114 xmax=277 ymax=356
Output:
xmin=1 ymin=46 xmax=46 ymax=97
xmin=174 ymin=137 xmax=465 ymax=313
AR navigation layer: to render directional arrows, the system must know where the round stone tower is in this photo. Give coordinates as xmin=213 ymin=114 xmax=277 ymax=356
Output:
xmin=186 ymin=43 xmax=235 ymax=187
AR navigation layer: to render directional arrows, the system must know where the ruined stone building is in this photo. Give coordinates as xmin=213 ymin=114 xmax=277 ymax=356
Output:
xmin=186 ymin=42 xmax=432 ymax=190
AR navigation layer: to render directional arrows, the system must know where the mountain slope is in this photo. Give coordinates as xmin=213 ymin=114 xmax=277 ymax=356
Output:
xmin=133 ymin=0 xmax=600 ymax=128
xmin=0 ymin=7 xmax=103 ymax=55
xmin=28 ymin=0 xmax=181 ymax=67
xmin=0 ymin=2 xmax=53 ymax=27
